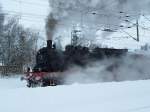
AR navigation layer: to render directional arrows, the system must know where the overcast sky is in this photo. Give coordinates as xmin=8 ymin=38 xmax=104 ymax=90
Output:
xmin=1 ymin=0 xmax=49 ymax=47
xmin=1 ymin=0 xmax=49 ymax=27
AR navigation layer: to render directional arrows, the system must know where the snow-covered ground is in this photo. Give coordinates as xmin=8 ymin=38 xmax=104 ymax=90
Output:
xmin=0 ymin=77 xmax=150 ymax=112
xmin=0 ymin=76 xmax=26 ymax=90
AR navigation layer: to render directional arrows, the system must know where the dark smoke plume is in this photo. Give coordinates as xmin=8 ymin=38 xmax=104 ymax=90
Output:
xmin=46 ymin=14 xmax=58 ymax=40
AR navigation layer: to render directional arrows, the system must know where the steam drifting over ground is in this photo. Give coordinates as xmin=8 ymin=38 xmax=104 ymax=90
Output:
xmin=64 ymin=53 xmax=150 ymax=84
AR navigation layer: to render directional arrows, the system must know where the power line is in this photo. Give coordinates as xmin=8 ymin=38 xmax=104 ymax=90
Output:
xmin=120 ymin=29 xmax=137 ymax=41
xmin=3 ymin=10 xmax=47 ymax=18
xmin=2 ymin=10 xmax=48 ymax=25
xmin=10 ymin=0 xmax=49 ymax=7
xmin=142 ymin=15 xmax=150 ymax=23
xmin=1 ymin=13 xmax=45 ymax=21
xmin=0 ymin=12 xmax=69 ymax=27
xmin=1 ymin=11 xmax=131 ymax=30
xmin=1 ymin=1 xmax=150 ymax=40
xmin=3 ymin=10 xmax=150 ymax=32
xmin=0 ymin=13 xmax=47 ymax=25
xmin=125 ymin=19 xmax=150 ymax=31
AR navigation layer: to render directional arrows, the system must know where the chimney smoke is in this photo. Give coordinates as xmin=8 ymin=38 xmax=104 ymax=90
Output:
xmin=46 ymin=0 xmax=150 ymax=39
xmin=46 ymin=14 xmax=58 ymax=41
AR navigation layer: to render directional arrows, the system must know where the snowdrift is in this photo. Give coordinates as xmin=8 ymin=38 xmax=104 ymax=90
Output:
xmin=0 ymin=78 xmax=150 ymax=112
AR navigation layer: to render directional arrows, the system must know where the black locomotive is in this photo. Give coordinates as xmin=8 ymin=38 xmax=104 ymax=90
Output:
xmin=34 ymin=40 xmax=127 ymax=71
xmin=24 ymin=40 xmax=128 ymax=87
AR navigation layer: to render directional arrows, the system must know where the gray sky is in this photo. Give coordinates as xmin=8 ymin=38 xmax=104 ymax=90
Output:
xmin=1 ymin=0 xmax=49 ymax=47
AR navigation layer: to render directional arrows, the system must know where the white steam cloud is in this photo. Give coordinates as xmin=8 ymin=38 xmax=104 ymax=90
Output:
xmin=45 ymin=0 xmax=150 ymax=83
xmin=63 ymin=54 xmax=150 ymax=84
xmin=47 ymin=0 xmax=150 ymax=40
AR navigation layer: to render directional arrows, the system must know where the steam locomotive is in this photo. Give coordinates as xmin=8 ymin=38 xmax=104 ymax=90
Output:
xmin=24 ymin=40 xmax=128 ymax=87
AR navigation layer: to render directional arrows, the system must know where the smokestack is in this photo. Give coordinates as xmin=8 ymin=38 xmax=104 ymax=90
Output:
xmin=47 ymin=40 xmax=52 ymax=48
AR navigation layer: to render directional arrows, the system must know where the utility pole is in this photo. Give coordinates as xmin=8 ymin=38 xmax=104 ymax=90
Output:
xmin=136 ymin=19 xmax=139 ymax=42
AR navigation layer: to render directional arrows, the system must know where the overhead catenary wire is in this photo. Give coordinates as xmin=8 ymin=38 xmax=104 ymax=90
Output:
xmin=0 ymin=0 xmax=49 ymax=24
xmin=6 ymin=0 xmax=49 ymax=7
xmin=86 ymin=10 xmax=149 ymax=41
xmin=0 ymin=1 xmax=147 ymax=27
xmin=1 ymin=0 xmax=150 ymax=42
xmin=0 ymin=13 xmax=46 ymax=25
xmin=3 ymin=10 xmax=47 ymax=18
xmin=0 ymin=13 xmax=71 ymax=29
xmin=125 ymin=19 xmax=150 ymax=31
xmin=2 ymin=11 xmax=150 ymax=34
xmin=143 ymin=15 xmax=150 ymax=22
xmin=120 ymin=29 xmax=137 ymax=41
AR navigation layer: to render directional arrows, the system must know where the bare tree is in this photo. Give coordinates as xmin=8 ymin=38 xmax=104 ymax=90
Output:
xmin=0 ymin=5 xmax=5 ymax=65
xmin=1 ymin=17 xmax=40 ymax=67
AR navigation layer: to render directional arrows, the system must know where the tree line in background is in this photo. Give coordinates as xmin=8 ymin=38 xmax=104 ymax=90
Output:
xmin=0 ymin=6 xmax=40 ymax=68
